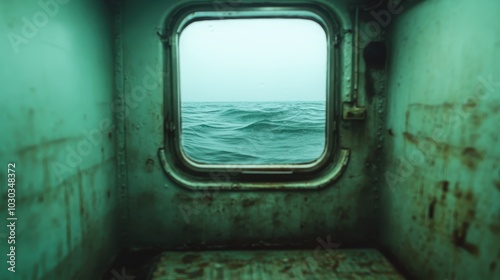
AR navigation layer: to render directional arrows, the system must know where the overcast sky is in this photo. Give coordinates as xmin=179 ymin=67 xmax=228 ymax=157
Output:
xmin=179 ymin=18 xmax=327 ymax=102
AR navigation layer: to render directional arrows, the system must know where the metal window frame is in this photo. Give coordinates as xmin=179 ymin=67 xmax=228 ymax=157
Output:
xmin=158 ymin=2 xmax=350 ymax=190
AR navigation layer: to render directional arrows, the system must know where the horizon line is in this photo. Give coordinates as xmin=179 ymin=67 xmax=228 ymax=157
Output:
xmin=181 ymin=100 xmax=326 ymax=103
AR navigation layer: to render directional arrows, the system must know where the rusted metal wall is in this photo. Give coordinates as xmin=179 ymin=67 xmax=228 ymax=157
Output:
xmin=0 ymin=1 xmax=119 ymax=279
xmin=380 ymin=0 xmax=500 ymax=279
xmin=121 ymin=0 xmax=386 ymax=250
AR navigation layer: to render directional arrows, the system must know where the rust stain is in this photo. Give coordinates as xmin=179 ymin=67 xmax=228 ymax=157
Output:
xmin=466 ymin=209 xmax=476 ymax=219
xmin=405 ymin=110 xmax=410 ymax=129
xmin=494 ymin=181 xmax=500 ymax=192
xmin=242 ymin=198 xmax=258 ymax=207
xmin=146 ymin=158 xmax=155 ymax=173
xmin=78 ymin=171 xmax=85 ymax=217
xmin=174 ymin=268 xmax=185 ymax=274
xmin=462 ymin=99 xmax=478 ymax=111
xmin=228 ymin=261 xmax=246 ymax=269
xmin=452 ymin=222 xmax=479 ymax=256
xmin=471 ymin=113 xmax=484 ymax=127
xmin=202 ymin=193 xmax=215 ymax=204
xmin=403 ymin=132 xmax=419 ymax=146
xmin=197 ymin=262 xmax=209 ymax=269
xmin=153 ymin=267 xmax=166 ymax=277
xmin=454 ymin=188 xmax=463 ymax=199
xmin=428 ymin=198 xmax=437 ymax=219
xmin=280 ymin=266 xmax=292 ymax=273
xmin=439 ymin=181 xmax=449 ymax=201
xmin=493 ymin=104 xmax=500 ymax=113
xmin=419 ymin=184 xmax=424 ymax=196
xmin=465 ymin=191 xmax=474 ymax=202
xmin=175 ymin=191 xmax=215 ymax=207
xmin=410 ymin=102 xmax=456 ymax=110
xmin=460 ymin=147 xmax=483 ymax=170
xmin=439 ymin=181 xmax=449 ymax=192
xmin=330 ymin=260 xmax=340 ymax=271
xmin=489 ymin=224 xmax=500 ymax=234
xmin=63 ymin=186 xmax=72 ymax=251
xmin=174 ymin=267 xmax=204 ymax=278
xmin=425 ymin=138 xmax=452 ymax=157
xmin=182 ymin=254 xmax=201 ymax=264
xmin=490 ymin=262 xmax=497 ymax=273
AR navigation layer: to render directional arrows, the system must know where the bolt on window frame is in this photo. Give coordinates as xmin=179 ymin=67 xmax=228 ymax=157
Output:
xmin=158 ymin=2 xmax=350 ymax=190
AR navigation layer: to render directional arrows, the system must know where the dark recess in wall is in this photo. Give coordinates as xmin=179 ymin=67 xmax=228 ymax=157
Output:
xmin=363 ymin=41 xmax=387 ymax=69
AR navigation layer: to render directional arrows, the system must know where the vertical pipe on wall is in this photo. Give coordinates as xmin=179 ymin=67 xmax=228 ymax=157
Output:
xmin=353 ymin=7 xmax=360 ymax=104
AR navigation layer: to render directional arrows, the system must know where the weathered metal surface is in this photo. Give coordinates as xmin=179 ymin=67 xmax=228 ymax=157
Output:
xmin=3 ymin=0 xmax=498 ymax=279
xmin=122 ymin=0 xmax=384 ymax=251
xmin=152 ymin=249 xmax=406 ymax=279
xmin=0 ymin=1 xmax=119 ymax=279
xmin=380 ymin=0 xmax=500 ymax=279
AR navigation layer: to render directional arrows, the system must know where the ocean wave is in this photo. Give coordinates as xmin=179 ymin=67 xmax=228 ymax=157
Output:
xmin=181 ymin=102 xmax=326 ymax=164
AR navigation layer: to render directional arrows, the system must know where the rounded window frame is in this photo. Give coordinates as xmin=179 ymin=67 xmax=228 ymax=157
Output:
xmin=159 ymin=2 xmax=350 ymax=190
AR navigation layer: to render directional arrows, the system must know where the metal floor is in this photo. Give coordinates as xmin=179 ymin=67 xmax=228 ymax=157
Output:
xmin=151 ymin=249 xmax=406 ymax=279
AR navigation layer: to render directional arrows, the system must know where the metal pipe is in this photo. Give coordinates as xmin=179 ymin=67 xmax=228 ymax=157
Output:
xmin=353 ymin=7 xmax=360 ymax=104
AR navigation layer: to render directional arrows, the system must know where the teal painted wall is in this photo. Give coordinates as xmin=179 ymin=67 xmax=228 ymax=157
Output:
xmin=0 ymin=0 xmax=498 ymax=279
xmin=380 ymin=0 xmax=500 ymax=279
xmin=119 ymin=0 xmax=387 ymax=250
xmin=0 ymin=0 xmax=119 ymax=279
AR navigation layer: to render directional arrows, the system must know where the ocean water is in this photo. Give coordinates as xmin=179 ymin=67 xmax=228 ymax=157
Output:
xmin=181 ymin=102 xmax=326 ymax=164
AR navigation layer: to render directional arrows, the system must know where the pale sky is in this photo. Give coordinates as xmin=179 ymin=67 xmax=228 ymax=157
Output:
xmin=179 ymin=18 xmax=327 ymax=102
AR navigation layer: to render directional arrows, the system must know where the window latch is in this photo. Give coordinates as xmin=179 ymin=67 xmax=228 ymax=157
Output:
xmin=164 ymin=115 xmax=175 ymax=132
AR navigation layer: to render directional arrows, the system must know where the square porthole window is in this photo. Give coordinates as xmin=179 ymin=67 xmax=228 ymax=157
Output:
xmin=180 ymin=18 xmax=326 ymax=165
xmin=159 ymin=4 xmax=350 ymax=189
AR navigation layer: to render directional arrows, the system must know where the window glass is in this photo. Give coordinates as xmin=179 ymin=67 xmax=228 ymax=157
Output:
xmin=179 ymin=18 xmax=327 ymax=164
